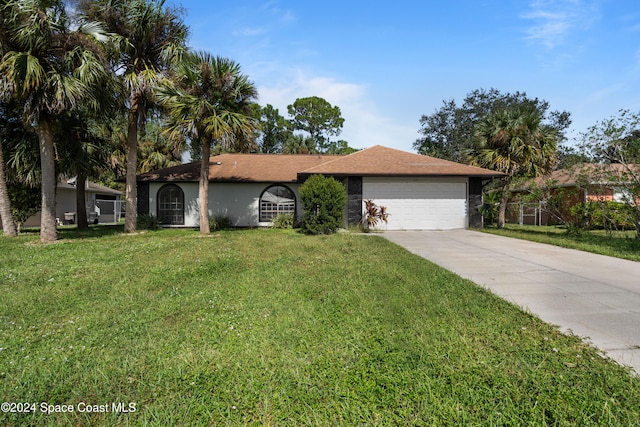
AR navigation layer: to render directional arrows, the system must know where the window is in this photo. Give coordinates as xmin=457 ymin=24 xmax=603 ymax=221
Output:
xmin=157 ymin=184 xmax=184 ymax=225
xmin=260 ymin=185 xmax=296 ymax=222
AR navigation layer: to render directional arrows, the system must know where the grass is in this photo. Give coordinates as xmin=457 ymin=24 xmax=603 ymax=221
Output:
xmin=482 ymin=224 xmax=640 ymax=262
xmin=1 ymin=226 xmax=640 ymax=426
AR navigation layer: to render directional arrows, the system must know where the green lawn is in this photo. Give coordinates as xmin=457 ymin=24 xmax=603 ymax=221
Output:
xmin=482 ymin=224 xmax=640 ymax=262
xmin=1 ymin=227 xmax=640 ymax=426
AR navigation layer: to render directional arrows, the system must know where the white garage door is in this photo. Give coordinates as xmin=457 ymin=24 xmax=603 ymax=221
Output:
xmin=362 ymin=177 xmax=468 ymax=230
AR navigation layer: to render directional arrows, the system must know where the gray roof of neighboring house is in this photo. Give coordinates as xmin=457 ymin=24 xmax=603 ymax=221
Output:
xmin=59 ymin=178 xmax=122 ymax=196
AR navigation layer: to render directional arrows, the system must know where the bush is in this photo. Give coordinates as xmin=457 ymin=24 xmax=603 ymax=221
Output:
xmin=9 ymin=182 xmax=40 ymax=231
xmin=209 ymin=215 xmax=233 ymax=231
xmin=299 ymin=175 xmax=347 ymax=234
xmin=360 ymin=199 xmax=389 ymax=231
xmin=137 ymin=214 xmax=161 ymax=230
xmin=272 ymin=213 xmax=295 ymax=229
xmin=569 ymin=201 xmax=635 ymax=233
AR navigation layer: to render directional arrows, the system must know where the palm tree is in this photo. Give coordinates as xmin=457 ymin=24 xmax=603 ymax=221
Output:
xmin=158 ymin=52 xmax=258 ymax=234
xmin=56 ymin=111 xmax=114 ymax=229
xmin=465 ymin=106 xmax=558 ymax=228
xmin=0 ymin=3 xmax=18 ymax=237
xmin=0 ymin=138 xmax=17 ymax=236
xmin=137 ymin=120 xmax=182 ymax=173
xmin=0 ymin=0 xmax=110 ymax=242
xmin=0 ymin=102 xmax=20 ymax=236
xmin=80 ymin=0 xmax=188 ymax=233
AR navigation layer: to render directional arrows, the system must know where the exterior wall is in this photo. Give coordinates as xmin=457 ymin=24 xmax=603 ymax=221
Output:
xmin=147 ymin=181 xmax=303 ymax=227
xmin=23 ymin=188 xmax=75 ymax=227
xmin=468 ymin=177 xmax=484 ymax=228
xmin=362 ymin=176 xmax=468 ymax=230
xmin=22 ymin=188 xmax=121 ymax=227
xmin=586 ymin=187 xmax=614 ymax=202
xmin=138 ymin=182 xmax=150 ymax=217
xmin=346 ymin=176 xmax=363 ymax=227
xmin=56 ymin=189 xmax=76 ymax=223
xmin=507 ymin=186 xmax=584 ymax=226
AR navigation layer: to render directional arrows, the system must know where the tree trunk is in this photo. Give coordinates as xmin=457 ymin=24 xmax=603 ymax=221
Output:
xmin=199 ymin=138 xmax=211 ymax=234
xmin=124 ymin=96 xmax=139 ymax=233
xmin=35 ymin=119 xmax=58 ymax=242
xmin=497 ymin=178 xmax=512 ymax=229
xmin=0 ymin=139 xmax=18 ymax=237
xmin=498 ymin=192 xmax=508 ymax=228
xmin=76 ymin=171 xmax=89 ymax=229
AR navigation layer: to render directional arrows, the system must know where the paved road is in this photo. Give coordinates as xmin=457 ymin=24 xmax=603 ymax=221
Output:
xmin=383 ymin=229 xmax=640 ymax=373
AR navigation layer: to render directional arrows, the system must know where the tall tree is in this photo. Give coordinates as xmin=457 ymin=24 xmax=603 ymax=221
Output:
xmin=257 ymin=104 xmax=291 ymax=153
xmin=137 ymin=119 xmax=182 ymax=173
xmin=81 ymin=0 xmax=188 ymax=233
xmin=580 ymin=109 xmax=640 ymax=237
xmin=325 ymin=139 xmax=357 ymax=154
xmin=282 ymin=134 xmax=316 ymax=154
xmin=0 ymin=135 xmax=17 ymax=236
xmin=56 ymin=110 xmax=115 ymax=229
xmin=414 ymin=88 xmax=571 ymax=163
xmin=158 ymin=51 xmax=257 ymax=234
xmin=465 ymin=106 xmax=559 ymax=228
xmin=0 ymin=3 xmax=18 ymax=237
xmin=0 ymin=102 xmax=21 ymax=236
xmin=287 ymin=96 xmax=344 ymax=153
xmin=0 ymin=0 xmax=110 ymax=242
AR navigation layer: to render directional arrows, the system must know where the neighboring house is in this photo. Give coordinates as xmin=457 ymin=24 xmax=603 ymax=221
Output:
xmin=137 ymin=145 xmax=503 ymax=230
xmin=23 ymin=178 xmax=123 ymax=227
xmin=507 ymin=163 xmax=640 ymax=225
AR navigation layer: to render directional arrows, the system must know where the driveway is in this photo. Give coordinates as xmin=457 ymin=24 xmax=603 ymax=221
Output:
xmin=383 ymin=229 xmax=640 ymax=373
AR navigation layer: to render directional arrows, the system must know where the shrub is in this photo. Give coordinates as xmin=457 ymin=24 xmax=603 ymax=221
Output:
xmin=9 ymin=182 xmax=40 ymax=232
xmin=479 ymin=191 xmax=500 ymax=226
xmin=299 ymin=174 xmax=347 ymax=234
xmin=569 ymin=201 xmax=635 ymax=234
xmin=272 ymin=212 xmax=295 ymax=229
xmin=360 ymin=199 xmax=389 ymax=231
xmin=137 ymin=214 xmax=161 ymax=230
xmin=209 ymin=215 xmax=233 ymax=231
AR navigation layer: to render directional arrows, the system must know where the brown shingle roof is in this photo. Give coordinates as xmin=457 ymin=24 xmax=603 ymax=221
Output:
xmin=137 ymin=153 xmax=338 ymax=182
xmin=523 ymin=163 xmax=640 ymax=189
xmin=299 ymin=145 xmax=504 ymax=177
xmin=137 ymin=145 xmax=504 ymax=183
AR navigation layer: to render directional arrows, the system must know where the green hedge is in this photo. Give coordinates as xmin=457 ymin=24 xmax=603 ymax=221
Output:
xmin=569 ymin=201 xmax=635 ymax=231
xmin=299 ymin=175 xmax=346 ymax=234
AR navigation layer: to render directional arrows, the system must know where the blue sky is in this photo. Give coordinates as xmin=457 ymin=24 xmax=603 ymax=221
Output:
xmin=175 ymin=0 xmax=640 ymax=153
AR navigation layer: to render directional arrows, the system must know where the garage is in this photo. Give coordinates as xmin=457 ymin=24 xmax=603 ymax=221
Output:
xmin=363 ymin=177 xmax=468 ymax=230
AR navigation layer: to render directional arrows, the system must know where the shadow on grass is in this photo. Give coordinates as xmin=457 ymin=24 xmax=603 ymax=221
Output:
xmin=19 ymin=224 xmax=126 ymax=240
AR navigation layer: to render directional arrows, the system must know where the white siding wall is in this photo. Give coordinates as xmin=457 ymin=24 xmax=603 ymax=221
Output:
xmin=148 ymin=182 xmax=302 ymax=227
xmin=362 ymin=177 xmax=468 ymax=230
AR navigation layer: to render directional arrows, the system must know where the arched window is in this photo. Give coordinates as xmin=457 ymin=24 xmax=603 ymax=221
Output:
xmin=260 ymin=185 xmax=296 ymax=222
xmin=157 ymin=184 xmax=184 ymax=225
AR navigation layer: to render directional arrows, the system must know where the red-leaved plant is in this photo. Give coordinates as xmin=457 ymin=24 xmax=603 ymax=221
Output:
xmin=361 ymin=199 xmax=389 ymax=230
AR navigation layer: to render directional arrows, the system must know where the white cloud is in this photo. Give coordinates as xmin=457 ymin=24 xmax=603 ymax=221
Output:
xmin=257 ymin=70 xmax=417 ymax=151
xmin=232 ymin=27 xmax=267 ymax=37
xmin=260 ymin=1 xmax=296 ymax=24
xmin=522 ymin=0 xmax=599 ymax=48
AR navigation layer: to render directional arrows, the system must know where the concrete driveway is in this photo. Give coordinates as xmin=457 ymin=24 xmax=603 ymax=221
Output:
xmin=383 ymin=229 xmax=640 ymax=373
